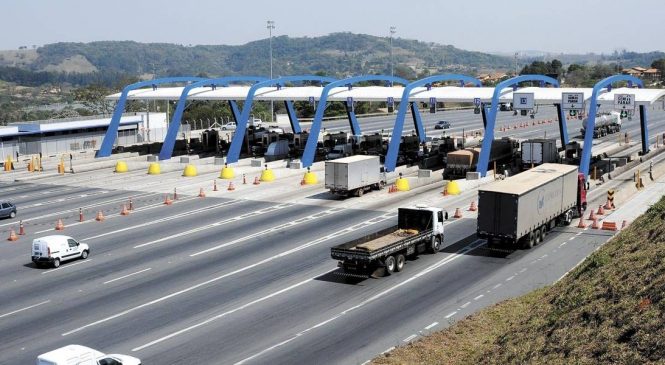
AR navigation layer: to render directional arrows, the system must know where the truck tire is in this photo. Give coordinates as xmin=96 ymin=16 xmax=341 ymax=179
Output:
xmin=356 ymin=188 xmax=364 ymax=197
xmin=523 ymin=232 xmax=535 ymax=249
xmin=395 ymin=254 xmax=406 ymax=272
xmin=540 ymin=225 xmax=547 ymax=240
xmin=52 ymin=258 xmax=60 ymax=268
xmin=563 ymin=210 xmax=573 ymax=226
xmin=428 ymin=236 xmax=441 ymax=254
xmin=384 ymin=256 xmax=396 ymax=275
xmin=535 ymin=229 xmax=542 ymax=245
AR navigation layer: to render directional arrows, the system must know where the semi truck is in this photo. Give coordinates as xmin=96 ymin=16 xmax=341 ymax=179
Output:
xmin=477 ymin=163 xmax=587 ymax=249
xmin=521 ymin=138 xmax=559 ymax=168
xmin=325 ymin=155 xmax=386 ymax=197
xmin=580 ymin=111 xmax=622 ymax=138
xmin=331 ymin=205 xmax=448 ymax=276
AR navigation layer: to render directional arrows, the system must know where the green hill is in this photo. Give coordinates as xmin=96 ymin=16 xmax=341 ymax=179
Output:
xmin=373 ymin=195 xmax=665 ymax=364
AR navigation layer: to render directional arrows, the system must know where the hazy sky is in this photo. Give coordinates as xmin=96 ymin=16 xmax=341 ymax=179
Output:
xmin=2 ymin=0 xmax=663 ymax=54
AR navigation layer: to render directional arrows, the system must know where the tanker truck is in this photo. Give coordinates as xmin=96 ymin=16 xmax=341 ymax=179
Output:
xmin=580 ymin=111 xmax=622 ymax=138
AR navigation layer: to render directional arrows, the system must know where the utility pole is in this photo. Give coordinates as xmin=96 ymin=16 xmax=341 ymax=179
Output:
xmin=267 ymin=20 xmax=275 ymax=123
xmin=390 ymin=26 xmax=396 ymax=80
xmin=514 ymin=52 xmax=519 ymax=76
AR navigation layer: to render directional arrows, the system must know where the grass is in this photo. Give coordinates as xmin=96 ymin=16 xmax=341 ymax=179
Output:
xmin=373 ymin=196 xmax=665 ymax=365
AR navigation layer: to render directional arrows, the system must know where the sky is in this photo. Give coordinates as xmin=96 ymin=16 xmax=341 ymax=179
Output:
xmin=1 ymin=0 xmax=663 ymax=54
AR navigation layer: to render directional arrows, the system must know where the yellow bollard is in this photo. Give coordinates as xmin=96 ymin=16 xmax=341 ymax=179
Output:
xmin=220 ymin=163 xmax=235 ymax=179
xmin=182 ymin=164 xmax=197 ymax=177
xmin=115 ymin=161 xmax=129 ymax=173
xmin=260 ymin=164 xmax=275 ymax=182
xmin=446 ymin=180 xmax=461 ymax=195
xmin=147 ymin=162 xmax=161 ymax=175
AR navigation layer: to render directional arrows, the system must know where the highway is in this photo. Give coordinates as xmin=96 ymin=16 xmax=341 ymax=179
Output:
xmin=1 ymin=109 xmax=665 ymax=364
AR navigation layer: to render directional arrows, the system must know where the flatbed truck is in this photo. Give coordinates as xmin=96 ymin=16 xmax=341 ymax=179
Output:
xmin=331 ymin=205 xmax=447 ymax=276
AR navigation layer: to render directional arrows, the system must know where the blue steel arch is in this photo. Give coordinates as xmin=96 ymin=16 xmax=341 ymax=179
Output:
xmin=97 ymin=77 xmax=206 ymax=157
xmin=384 ymin=74 xmax=482 ymax=172
xmin=579 ymin=74 xmax=645 ymax=178
xmin=300 ymin=75 xmax=409 ymax=168
xmin=226 ymin=75 xmax=337 ymax=163
xmin=158 ymin=76 xmax=267 ymax=160
xmin=476 ymin=75 xmax=560 ymax=177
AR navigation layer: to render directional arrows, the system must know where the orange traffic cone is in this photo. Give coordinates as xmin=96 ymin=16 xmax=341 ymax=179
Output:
xmin=253 ymin=176 xmax=260 ymax=185
xmin=228 ymin=181 xmax=236 ymax=191
xmin=198 ymin=188 xmax=206 ymax=198
xmin=591 ymin=218 xmax=600 ymax=229
xmin=300 ymin=177 xmax=306 ymax=186
xmin=128 ymin=197 xmax=134 ymax=211
xmin=468 ymin=201 xmax=477 ymax=211
xmin=442 ymin=187 xmax=449 ymax=196
xmin=95 ymin=210 xmax=105 ymax=221
xmin=213 ymin=180 xmax=218 ymax=191
xmin=577 ymin=218 xmax=587 ymax=228
xmin=19 ymin=220 xmax=25 ymax=235
xmin=8 ymin=228 xmax=18 ymax=241
xmin=243 ymin=174 xmax=247 ymax=185
xmin=55 ymin=219 xmax=64 ymax=231
xmin=453 ymin=208 xmax=463 ymax=219
xmin=164 ymin=194 xmax=173 ymax=205
xmin=173 ymin=188 xmax=178 ymax=200
xmin=597 ymin=205 xmax=605 ymax=216
xmin=120 ymin=204 xmax=130 ymax=216
xmin=587 ymin=209 xmax=596 ymax=221
xmin=79 ymin=208 xmax=84 ymax=222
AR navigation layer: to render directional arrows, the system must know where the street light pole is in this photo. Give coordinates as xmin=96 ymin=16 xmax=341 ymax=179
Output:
xmin=267 ymin=20 xmax=275 ymax=123
xmin=390 ymin=26 xmax=396 ymax=80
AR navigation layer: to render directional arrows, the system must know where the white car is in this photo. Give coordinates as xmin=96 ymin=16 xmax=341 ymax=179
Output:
xmin=221 ymin=122 xmax=237 ymax=130
xmin=37 ymin=344 xmax=141 ymax=365
xmin=31 ymin=235 xmax=90 ymax=268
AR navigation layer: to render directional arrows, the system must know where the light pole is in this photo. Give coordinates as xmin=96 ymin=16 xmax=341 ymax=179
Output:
xmin=267 ymin=20 xmax=275 ymax=122
xmin=389 ymin=26 xmax=396 ymax=79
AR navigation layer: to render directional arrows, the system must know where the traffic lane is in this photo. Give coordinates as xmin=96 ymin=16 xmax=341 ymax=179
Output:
xmin=240 ymin=226 xmax=614 ymax=365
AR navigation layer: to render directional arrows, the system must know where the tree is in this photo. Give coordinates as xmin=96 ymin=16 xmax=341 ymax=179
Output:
xmin=72 ymin=84 xmax=115 ymax=114
xmin=651 ymin=59 xmax=665 ymax=81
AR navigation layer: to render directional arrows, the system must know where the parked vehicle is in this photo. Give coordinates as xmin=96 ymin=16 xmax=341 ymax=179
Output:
xmin=325 ymin=155 xmax=385 ymax=197
xmin=0 ymin=201 xmax=16 ymax=219
xmin=31 ymin=235 xmax=90 ymax=268
xmin=37 ymin=344 xmax=141 ymax=365
xmin=325 ymin=143 xmax=354 ymax=160
xmin=331 ymin=205 xmax=447 ymax=276
xmin=499 ymin=102 xmax=513 ymax=111
xmin=580 ymin=111 xmax=622 ymax=138
xmin=249 ymin=117 xmax=263 ymax=128
xmin=477 ymin=163 xmax=587 ymax=249
xmin=521 ymin=138 xmax=559 ymax=168
xmin=221 ymin=122 xmax=237 ymax=130
xmin=434 ymin=120 xmax=451 ymax=129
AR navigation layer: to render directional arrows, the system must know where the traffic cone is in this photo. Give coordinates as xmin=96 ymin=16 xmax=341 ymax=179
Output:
xmin=453 ymin=208 xmax=463 ymax=219
xmin=300 ymin=177 xmax=306 ymax=186
xmin=228 ymin=181 xmax=235 ymax=191
xmin=79 ymin=208 xmax=84 ymax=222
xmin=243 ymin=174 xmax=247 ymax=185
xmin=468 ymin=201 xmax=477 ymax=211
xmin=163 ymin=194 xmax=173 ymax=205
xmin=213 ymin=180 xmax=218 ymax=191
xmin=8 ymin=229 xmax=18 ymax=241
xmin=577 ymin=218 xmax=587 ymax=228
xmin=128 ymin=197 xmax=134 ymax=211
xmin=55 ymin=219 xmax=64 ymax=231
xmin=198 ymin=188 xmax=206 ymax=198
xmin=19 ymin=220 xmax=25 ymax=235
xmin=120 ymin=204 xmax=130 ymax=216
xmin=587 ymin=209 xmax=596 ymax=221
xmin=591 ymin=218 xmax=600 ymax=229
xmin=95 ymin=210 xmax=105 ymax=221
xmin=173 ymin=188 xmax=178 ymax=200
xmin=603 ymin=199 xmax=613 ymax=210
xmin=442 ymin=187 xmax=449 ymax=196
xmin=621 ymin=220 xmax=628 ymax=229
xmin=597 ymin=205 xmax=605 ymax=216
xmin=253 ymin=176 xmax=260 ymax=185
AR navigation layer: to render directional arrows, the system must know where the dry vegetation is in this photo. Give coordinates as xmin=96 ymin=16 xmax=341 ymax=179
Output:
xmin=373 ymin=196 xmax=665 ymax=365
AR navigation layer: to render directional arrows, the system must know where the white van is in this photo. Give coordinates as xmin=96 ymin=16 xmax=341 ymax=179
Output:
xmin=36 ymin=344 xmax=141 ymax=365
xmin=31 ymin=235 xmax=90 ymax=268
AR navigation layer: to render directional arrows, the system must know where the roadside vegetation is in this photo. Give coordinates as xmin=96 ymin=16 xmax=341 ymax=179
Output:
xmin=373 ymin=195 xmax=665 ymax=364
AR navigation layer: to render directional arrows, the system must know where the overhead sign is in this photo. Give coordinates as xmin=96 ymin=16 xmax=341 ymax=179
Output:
xmin=562 ymin=92 xmax=584 ymax=110
xmin=387 ymin=96 xmax=394 ymax=106
xmin=308 ymin=96 xmax=315 ymax=104
xmin=473 ymin=97 xmax=481 ymax=107
xmin=513 ymin=92 xmax=534 ymax=110
xmin=614 ymin=93 xmax=635 ymax=110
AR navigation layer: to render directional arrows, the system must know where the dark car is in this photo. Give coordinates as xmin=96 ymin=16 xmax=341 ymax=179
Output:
xmin=0 ymin=201 xmax=16 ymax=219
xmin=434 ymin=120 xmax=451 ymax=129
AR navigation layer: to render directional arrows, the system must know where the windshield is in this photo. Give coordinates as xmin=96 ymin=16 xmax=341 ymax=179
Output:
xmin=97 ymin=357 xmax=122 ymax=365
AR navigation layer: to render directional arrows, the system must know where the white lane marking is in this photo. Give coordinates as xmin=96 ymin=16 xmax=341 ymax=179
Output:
xmin=41 ymin=259 xmax=93 ymax=275
xmin=403 ymin=334 xmax=417 ymax=342
xmin=103 ymin=268 xmax=152 ymax=285
xmin=519 ymin=267 xmax=527 ymax=273
xmin=506 ymin=275 xmax=515 ymax=281
xmin=445 ymin=311 xmax=457 ymax=319
xmin=424 ymin=322 xmax=439 ymax=330
xmin=232 ymin=240 xmax=484 ymax=365
xmin=83 ymin=200 xmax=241 ymax=241
xmin=559 ymin=242 xmax=567 ymax=247
xmin=382 ymin=347 xmax=395 ymax=354
xmin=134 ymin=203 xmax=293 ymax=249
xmin=568 ymin=237 xmax=575 ymax=241
xmin=0 ymin=300 xmax=50 ymax=319
xmin=33 ymin=203 xmax=43 ymax=207
xmin=492 ymin=283 xmax=502 ymax=289
xmin=473 ymin=294 xmax=484 ymax=301
xmin=130 ymin=275 xmax=320 ymax=352
xmin=66 ymin=211 xmax=397 ymax=338
xmin=576 ymin=232 xmax=583 ymax=236
xmin=189 ymin=208 xmax=341 ymax=257
xmin=540 ymin=254 xmax=548 ymax=259
xmin=460 ymin=301 xmax=471 ymax=309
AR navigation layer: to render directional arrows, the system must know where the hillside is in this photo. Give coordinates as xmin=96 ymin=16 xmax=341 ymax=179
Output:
xmin=0 ymin=33 xmax=513 ymax=78
xmin=373 ymin=196 xmax=665 ymax=364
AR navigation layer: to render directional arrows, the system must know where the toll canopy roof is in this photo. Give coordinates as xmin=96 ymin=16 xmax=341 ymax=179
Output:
xmin=596 ymin=87 xmax=665 ymax=105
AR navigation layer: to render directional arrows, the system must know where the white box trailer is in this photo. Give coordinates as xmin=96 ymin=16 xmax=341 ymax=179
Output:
xmin=325 ymin=155 xmax=385 ymax=197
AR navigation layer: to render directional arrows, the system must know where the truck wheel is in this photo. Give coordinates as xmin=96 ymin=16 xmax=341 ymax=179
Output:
xmin=535 ymin=229 xmax=542 ymax=245
xmin=429 ymin=236 xmax=441 ymax=254
xmin=356 ymin=188 xmax=364 ymax=197
xmin=52 ymin=258 xmax=60 ymax=268
xmin=524 ymin=232 xmax=534 ymax=249
xmin=563 ymin=210 xmax=573 ymax=226
xmin=540 ymin=225 xmax=547 ymax=240
xmin=384 ymin=256 xmax=396 ymax=275
xmin=80 ymin=250 xmax=88 ymax=259
xmin=395 ymin=254 xmax=406 ymax=272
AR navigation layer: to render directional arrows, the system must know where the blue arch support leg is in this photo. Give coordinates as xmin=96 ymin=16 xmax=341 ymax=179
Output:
xmin=579 ymin=75 xmax=645 ymax=178
xmin=345 ymin=102 xmax=361 ymax=135
xmin=477 ymin=75 xmax=560 ymax=177
xmin=555 ymin=103 xmax=569 ymax=146
xmin=639 ymin=105 xmax=649 ymax=155
xmin=158 ymin=76 xmax=267 ymax=160
xmin=226 ymin=75 xmax=336 ymax=164
xmin=410 ymin=102 xmax=425 ymax=139
xmin=284 ymin=101 xmax=302 ymax=133
xmin=384 ymin=74 xmax=482 ymax=172
xmin=229 ymin=101 xmax=241 ymax=123
xmin=301 ymin=75 xmax=409 ymax=168
xmin=97 ymin=77 xmax=206 ymax=158
xmin=480 ymin=102 xmax=488 ymax=129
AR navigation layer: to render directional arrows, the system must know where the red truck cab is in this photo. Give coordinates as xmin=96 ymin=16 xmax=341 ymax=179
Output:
xmin=577 ymin=172 xmax=588 ymax=216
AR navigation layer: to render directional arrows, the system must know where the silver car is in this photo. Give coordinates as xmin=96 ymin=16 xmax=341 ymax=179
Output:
xmin=0 ymin=201 xmax=16 ymax=219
